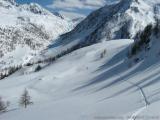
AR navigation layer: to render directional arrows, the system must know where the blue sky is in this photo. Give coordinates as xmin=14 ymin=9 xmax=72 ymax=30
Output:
xmin=16 ymin=0 xmax=53 ymax=6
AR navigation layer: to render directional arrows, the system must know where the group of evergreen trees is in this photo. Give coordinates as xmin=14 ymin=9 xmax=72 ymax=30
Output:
xmin=130 ymin=19 xmax=160 ymax=56
xmin=0 ymin=89 xmax=32 ymax=113
xmin=0 ymin=65 xmax=21 ymax=80
xmin=130 ymin=24 xmax=153 ymax=56
xmin=25 ymin=43 xmax=83 ymax=67
xmin=0 ymin=97 xmax=9 ymax=113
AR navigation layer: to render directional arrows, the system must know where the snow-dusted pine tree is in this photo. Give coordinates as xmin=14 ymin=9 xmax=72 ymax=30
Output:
xmin=19 ymin=89 xmax=33 ymax=108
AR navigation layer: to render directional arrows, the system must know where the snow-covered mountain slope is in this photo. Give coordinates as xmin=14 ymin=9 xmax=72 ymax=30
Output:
xmin=24 ymin=0 xmax=160 ymax=71
xmin=0 ymin=39 xmax=136 ymax=120
xmin=0 ymin=0 xmax=72 ymax=69
xmin=36 ymin=0 xmax=159 ymax=62
xmin=1 ymin=31 xmax=160 ymax=119
xmin=47 ymin=0 xmax=119 ymax=20
xmin=1 ymin=0 xmax=160 ymax=120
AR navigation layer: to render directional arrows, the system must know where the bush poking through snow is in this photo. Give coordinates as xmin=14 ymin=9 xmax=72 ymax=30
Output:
xmin=0 ymin=65 xmax=22 ymax=80
xmin=101 ymin=49 xmax=107 ymax=58
xmin=19 ymin=89 xmax=33 ymax=108
xmin=0 ymin=97 xmax=9 ymax=112
xmin=34 ymin=65 xmax=42 ymax=72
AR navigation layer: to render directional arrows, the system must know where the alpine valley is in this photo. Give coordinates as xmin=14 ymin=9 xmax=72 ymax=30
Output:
xmin=0 ymin=0 xmax=160 ymax=120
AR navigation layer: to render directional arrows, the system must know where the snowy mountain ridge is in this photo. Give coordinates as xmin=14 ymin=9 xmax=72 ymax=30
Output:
xmin=47 ymin=0 xmax=120 ymax=20
xmin=60 ymin=0 xmax=156 ymax=43
xmin=34 ymin=0 xmax=159 ymax=62
xmin=0 ymin=0 xmax=72 ymax=69
xmin=2 ymin=0 xmax=54 ymax=16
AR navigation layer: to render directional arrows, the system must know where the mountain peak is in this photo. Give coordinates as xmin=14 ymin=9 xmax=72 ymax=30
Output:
xmin=19 ymin=3 xmax=52 ymax=15
xmin=53 ymin=0 xmax=156 ymax=48
xmin=0 ymin=0 xmax=72 ymax=68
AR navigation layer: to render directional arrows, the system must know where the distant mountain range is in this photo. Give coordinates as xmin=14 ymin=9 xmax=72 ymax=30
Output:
xmin=15 ymin=0 xmax=119 ymax=21
xmin=38 ymin=0 xmax=158 ymax=60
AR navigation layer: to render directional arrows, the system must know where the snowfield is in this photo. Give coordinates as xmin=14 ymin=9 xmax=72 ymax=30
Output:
xmin=1 ymin=38 xmax=160 ymax=120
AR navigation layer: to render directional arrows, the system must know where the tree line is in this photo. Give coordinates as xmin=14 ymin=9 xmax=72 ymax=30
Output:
xmin=129 ymin=19 xmax=160 ymax=56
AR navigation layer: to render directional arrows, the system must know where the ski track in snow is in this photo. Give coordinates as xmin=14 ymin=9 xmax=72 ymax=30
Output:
xmin=128 ymin=107 xmax=146 ymax=120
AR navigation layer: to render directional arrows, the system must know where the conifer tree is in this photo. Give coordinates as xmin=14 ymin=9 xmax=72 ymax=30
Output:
xmin=19 ymin=89 xmax=33 ymax=108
